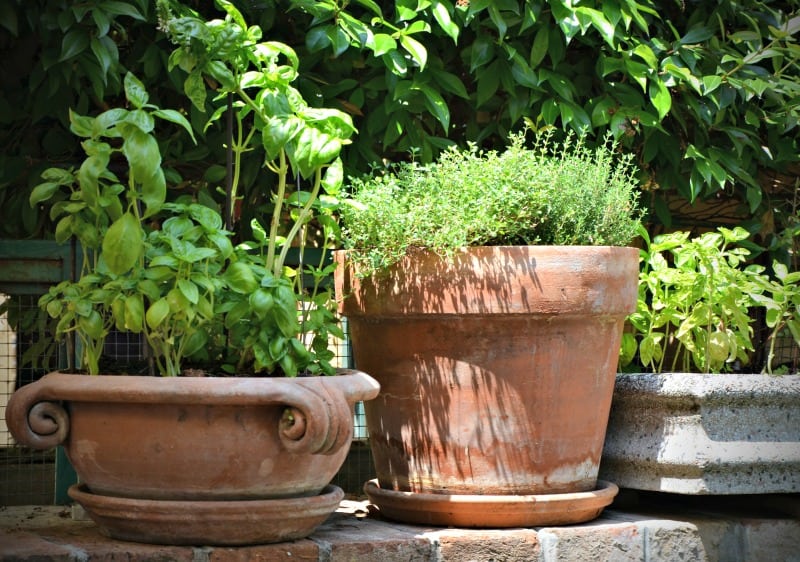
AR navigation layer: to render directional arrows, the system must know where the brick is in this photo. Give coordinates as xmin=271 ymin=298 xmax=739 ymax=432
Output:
xmin=428 ymin=528 xmax=541 ymax=562
xmin=741 ymin=519 xmax=800 ymax=562
xmin=205 ymin=539 xmax=319 ymax=562
xmin=639 ymin=519 xmax=707 ymax=562
xmin=3 ymin=501 xmax=800 ymax=562
xmin=1 ymin=525 xmax=195 ymax=562
xmin=1 ymin=529 xmax=77 ymax=562
xmin=537 ymin=521 xmax=644 ymax=562
xmin=312 ymin=513 xmax=434 ymax=561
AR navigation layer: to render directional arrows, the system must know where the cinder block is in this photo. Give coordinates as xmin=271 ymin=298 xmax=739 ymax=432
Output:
xmin=742 ymin=519 xmax=800 ymax=562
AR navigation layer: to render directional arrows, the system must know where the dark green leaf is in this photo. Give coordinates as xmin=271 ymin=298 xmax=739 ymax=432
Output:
xmin=60 ymin=29 xmax=89 ymax=61
xmin=90 ymin=37 xmax=113 ymax=76
xmin=680 ymin=26 xmax=714 ymax=45
xmin=100 ymin=1 xmax=145 ymax=20
xmin=0 ymin=3 xmax=17 ymax=36
xmin=529 ymin=26 xmax=549 ymax=68
xmin=470 ymin=36 xmax=494 ymax=71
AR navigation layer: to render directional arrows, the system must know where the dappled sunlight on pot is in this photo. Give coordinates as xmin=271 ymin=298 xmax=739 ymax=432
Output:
xmin=336 ymin=245 xmax=638 ymax=526
xmin=361 ymin=315 xmax=623 ymax=496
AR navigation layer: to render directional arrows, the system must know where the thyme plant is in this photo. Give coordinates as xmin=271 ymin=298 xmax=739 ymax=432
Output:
xmin=341 ymin=130 xmax=642 ymax=274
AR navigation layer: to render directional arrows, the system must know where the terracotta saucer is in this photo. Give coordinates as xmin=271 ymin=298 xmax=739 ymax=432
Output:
xmin=364 ymin=479 xmax=618 ymax=527
xmin=69 ymin=483 xmax=343 ymax=545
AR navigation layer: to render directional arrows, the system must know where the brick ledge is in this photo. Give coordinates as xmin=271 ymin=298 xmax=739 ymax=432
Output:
xmin=1 ymin=492 xmax=798 ymax=561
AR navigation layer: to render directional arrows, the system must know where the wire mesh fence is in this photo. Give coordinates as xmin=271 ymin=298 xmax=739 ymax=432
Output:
xmin=1 ymin=293 xmax=62 ymax=506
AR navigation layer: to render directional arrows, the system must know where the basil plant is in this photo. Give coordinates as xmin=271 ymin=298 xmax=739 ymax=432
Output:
xmin=31 ymin=1 xmax=355 ymax=377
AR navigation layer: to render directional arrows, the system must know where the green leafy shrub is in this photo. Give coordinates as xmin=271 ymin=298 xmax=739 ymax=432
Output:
xmin=4 ymin=1 xmax=799 ymax=250
xmin=340 ymin=130 xmax=642 ymax=273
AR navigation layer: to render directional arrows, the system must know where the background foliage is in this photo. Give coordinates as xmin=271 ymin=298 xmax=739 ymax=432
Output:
xmin=2 ymin=0 xmax=799 ymax=260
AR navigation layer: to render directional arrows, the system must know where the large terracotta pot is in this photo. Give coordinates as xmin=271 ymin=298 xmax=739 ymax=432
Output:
xmin=5 ymin=369 xmax=379 ymax=545
xmin=335 ymin=246 xmax=638 ymax=526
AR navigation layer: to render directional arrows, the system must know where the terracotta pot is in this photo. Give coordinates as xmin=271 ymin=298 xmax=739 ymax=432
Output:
xmin=335 ymin=246 xmax=638 ymax=526
xmin=5 ymin=369 xmax=379 ymax=544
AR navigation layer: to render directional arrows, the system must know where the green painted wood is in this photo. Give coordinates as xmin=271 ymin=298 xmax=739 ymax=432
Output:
xmin=54 ymin=447 xmax=78 ymax=505
xmin=0 ymin=240 xmax=77 ymax=294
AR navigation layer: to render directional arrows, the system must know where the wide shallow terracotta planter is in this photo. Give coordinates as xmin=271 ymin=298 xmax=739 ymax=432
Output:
xmin=5 ymin=369 xmax=379 ymax=545
xmin=600 ymin=372 xmax=800 ymax=495
xmin=335 ymin=246 xmax=639 ymax=527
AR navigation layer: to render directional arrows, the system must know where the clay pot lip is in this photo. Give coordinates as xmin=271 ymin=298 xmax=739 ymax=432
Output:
xmin=69 ymin=482 xmax=345 ymax=512
xmin=15 ymin=369 xmax=380 ymax=405
xmin=335 ymin=245 xmax=640 ymax=317
xmin=334 ymin=245 xmax=640 ymax=264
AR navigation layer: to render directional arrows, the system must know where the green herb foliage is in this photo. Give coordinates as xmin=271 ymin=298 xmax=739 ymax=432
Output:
xmin=751 ymin=261 xmax=800 ymax=374
xmin=341 ymin=130 xmax=642 ymax=273
xmin=621 ymin=226 xmax=800 ymax=374
xmin=30 ymin=0 xmax=354 ymax=377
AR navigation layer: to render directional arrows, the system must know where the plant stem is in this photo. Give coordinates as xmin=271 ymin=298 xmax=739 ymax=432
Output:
xmin=277 ymin=168 xmax=323 ymax=275
xmin=266 ymin=149 xmax=289 ymax=274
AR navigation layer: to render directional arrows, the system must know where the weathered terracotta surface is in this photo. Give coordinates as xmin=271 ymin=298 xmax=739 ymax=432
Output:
xmin=364 ymin=478 xmax=618 ymax=527
xmin=336 ymin=247 xmax=638 ymax=502
xmin=6 ymin=370 xmax=379 ymax=501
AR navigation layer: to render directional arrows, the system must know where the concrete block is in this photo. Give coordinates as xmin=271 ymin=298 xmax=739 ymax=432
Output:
xmin=600 ymin=373 xmax=800 ymax=494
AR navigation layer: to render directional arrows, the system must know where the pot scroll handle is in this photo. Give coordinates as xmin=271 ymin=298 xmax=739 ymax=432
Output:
xmin=276 ymin=378 xmax=353 ymax=456
xmin=5 ymin=381 xmax=69 ymax=450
